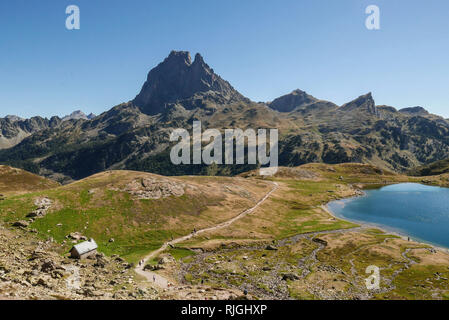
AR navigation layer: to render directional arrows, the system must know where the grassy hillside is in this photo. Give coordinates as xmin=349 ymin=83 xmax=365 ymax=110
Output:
xmin=0 ymin=165 xmax=59 ymax=195
xmin=0 ymin=170 xmax=271 ymax=263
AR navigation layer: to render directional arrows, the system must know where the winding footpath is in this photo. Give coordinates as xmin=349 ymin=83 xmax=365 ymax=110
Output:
xmin=135 ymin=181 xmax=279 ymax=289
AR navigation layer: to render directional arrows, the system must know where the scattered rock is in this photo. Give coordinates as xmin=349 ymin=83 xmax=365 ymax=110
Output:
xmin=66 ymin=232 xmax=87 ymax=241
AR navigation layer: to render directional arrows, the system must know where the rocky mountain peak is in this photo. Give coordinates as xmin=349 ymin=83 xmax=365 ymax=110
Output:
xmin=340 ymin=92 xmax=379 ymax=116
xmin=133 ymin=51 xmax=245 ymax=115
xmin=193 ymin=53 xmax=205 ymax=65
xmin=268 ymin=89 xmax=318 ymax=112
xmin=166 ymin=50 xmax=192 ymax=66
xmin=399 ymin=106 xmax=429 ymax=116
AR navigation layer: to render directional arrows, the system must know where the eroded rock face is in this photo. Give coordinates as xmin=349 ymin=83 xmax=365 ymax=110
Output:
xmin=124 ymin=178 xmax=185 ymax=199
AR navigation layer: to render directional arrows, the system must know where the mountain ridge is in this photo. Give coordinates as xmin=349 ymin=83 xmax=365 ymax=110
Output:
xmin=1 ymin=50 xmax=449 ymax=182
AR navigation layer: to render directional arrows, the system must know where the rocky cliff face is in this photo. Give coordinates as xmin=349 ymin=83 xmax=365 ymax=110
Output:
xmin=133 ymin=51 xmax=246 ymax=115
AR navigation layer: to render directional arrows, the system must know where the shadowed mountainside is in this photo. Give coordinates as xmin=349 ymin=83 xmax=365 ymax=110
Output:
xmin=409 ymin=157 xmax=449 ymax=176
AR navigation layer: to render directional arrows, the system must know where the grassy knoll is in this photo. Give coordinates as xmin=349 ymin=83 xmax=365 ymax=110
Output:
xmin=0 ymin=170 xmax=271 ymax=263
xmin=0 ymin=165 xmax=59 ymax=195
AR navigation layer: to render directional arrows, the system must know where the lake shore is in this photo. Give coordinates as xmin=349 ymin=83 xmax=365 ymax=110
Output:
xmin=322 ymin=201 xmax=449 ymax=254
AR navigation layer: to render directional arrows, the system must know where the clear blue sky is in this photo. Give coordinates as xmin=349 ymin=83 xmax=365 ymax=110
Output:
xmin=1 ymin=0 xmax=449 ymax=118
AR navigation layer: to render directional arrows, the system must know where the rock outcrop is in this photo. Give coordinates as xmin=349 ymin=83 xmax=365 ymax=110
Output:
xmin=124 ymin=178 xmax=185 ymax=199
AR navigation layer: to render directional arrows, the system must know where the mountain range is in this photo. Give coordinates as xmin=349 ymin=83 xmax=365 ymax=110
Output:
xmin=1 ymin=50 xmax=449 ymax=183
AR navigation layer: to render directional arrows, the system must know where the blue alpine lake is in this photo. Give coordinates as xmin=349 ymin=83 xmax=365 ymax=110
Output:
xmin=327 ymin=183 xmax=449 ymax=248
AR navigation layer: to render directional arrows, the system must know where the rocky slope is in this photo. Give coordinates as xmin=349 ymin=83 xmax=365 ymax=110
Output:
xmin=0 ymin=225 xmax=159 ymax=300
xmin=0 ymin=51 xmax=449 ymax=181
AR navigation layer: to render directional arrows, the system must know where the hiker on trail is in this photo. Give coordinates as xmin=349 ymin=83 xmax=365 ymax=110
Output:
xmin=193 ymin=228 xmax=197 ymax=234
xmin=244 ymin=289 xmax=248 ymax=296
xmin=201 ymin=279 xmax=204 ymax=285
xmin=153 ymin=275 xmax=156 ymax=282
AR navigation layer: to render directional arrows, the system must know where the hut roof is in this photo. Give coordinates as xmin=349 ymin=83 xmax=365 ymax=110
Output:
xmin=71 ymin=239 xmax=98 ymax=255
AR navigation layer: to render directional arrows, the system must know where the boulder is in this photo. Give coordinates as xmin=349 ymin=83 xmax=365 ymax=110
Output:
xmin=26 ymin=212 xmax=38 ymax=218
xmin=159 ymin=257 xmax=171 ymax=265
xmin=282 ymin=273 xmax=300 ymax=281
xmin=313 ymin=238 xmax=328 ymax=246
xmin=41 ymin=260 xmax=57 ymax=273
xmin=12 ymin=220 xmax=29 ymax=228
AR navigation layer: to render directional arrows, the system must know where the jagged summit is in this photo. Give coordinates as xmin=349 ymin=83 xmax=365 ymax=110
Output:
xmin=268 ymin=89 xmax=319 ymax=112
xmin=133 ymin=51 xmax=246 ymax=115
xmin=340 ymin=92 xmax=379 ymax=116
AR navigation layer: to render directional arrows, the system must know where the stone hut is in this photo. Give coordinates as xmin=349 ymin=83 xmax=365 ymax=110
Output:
xmin=69 ymin=239 xmax=98 ymax=259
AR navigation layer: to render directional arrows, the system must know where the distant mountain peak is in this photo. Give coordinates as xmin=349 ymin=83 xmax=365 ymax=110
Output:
xmin=340 ymin=92 xmax=379 ymax=116
xmin=4 ymin=115 xmax=24 ymax=122
xmin=268 ymin=89 xmax=318 ymax=112
xmin=62 ymin=110 xmax=95 ymax=122
xmin=133 ymin=51 xmax=245 ymax=115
